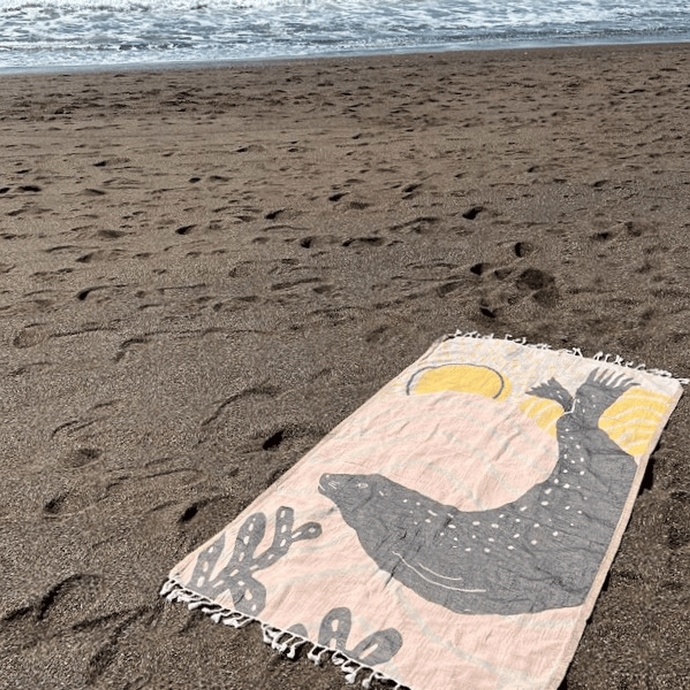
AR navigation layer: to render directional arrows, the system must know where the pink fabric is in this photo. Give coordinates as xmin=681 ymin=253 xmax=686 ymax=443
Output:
xmin=166 ymin=335 xmax=682 ymax=690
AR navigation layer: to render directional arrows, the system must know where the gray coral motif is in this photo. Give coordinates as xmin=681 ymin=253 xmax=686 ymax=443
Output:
xmin=289 ymin=607 xmax=403 ymax=666
xmin=187 ymin=506 xmax=322 ymax=616
xmin=319 ymin=369 xmax=640 ymax=615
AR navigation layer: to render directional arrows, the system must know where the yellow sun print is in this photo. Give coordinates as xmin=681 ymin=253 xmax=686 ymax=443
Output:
xmin=407 ymin=364 xmax=511 ymax=401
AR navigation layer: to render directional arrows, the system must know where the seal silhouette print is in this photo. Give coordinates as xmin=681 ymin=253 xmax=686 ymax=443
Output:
xmin=163 ymin=334 xmax=683 ymax=690
xmin=319 ymin=369 xmax=640 ymax=615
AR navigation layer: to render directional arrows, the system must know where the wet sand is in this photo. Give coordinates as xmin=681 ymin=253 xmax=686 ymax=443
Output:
xmin=2 ymin=42 xmax=690 ymax=689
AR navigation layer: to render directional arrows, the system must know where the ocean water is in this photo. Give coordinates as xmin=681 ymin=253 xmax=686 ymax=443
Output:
xmin=1 ymin=0 xmax=689 ymax=73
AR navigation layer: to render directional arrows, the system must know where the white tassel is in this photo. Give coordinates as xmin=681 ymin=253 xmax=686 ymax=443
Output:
xmin=222 ymin=612 xmax=251 ymax=628
xmin=447 ymin=330 xmax=688 ymax=384
xmin=361 ymin=670 xmax=375 ymax=689
xmin=342 ymin=660 xmax=362 ymax=684
xmin=161 ymin=581 xmax=414 ymax=690
xmin=200 ymin=605 xmax=222 ymax=616
xmin=261 ymin=624 xmax=282 ymax=646
xmin=276 ymin=635 xmax=292 ymax=654
xmin=307 ymin=645 xmax=329 ymax=665
xmin=260 ymin=624 xmax=273 ymax=644
xmin=159 ymin=579 xmax=175 ymax=596
xmin=650 ymin=368 xmax=674 ymax=378
xmin=286 ymin=638 xmax=307 ymax=659
xmin=362 ymin=670 xmax=386 ymax=689
xmin=331 ymin=652 xmax=347 ymax=666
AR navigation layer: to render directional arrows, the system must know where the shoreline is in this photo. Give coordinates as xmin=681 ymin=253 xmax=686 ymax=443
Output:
xmin=2 ymin=39 xmax=690 ymax=689
xmin=1 ymin=37 xmax=688 ymax=78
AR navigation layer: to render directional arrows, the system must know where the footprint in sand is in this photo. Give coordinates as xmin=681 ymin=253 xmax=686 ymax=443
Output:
xmin=95 ymin=229 xmax=127 ymax=240
xmin=514 ymin=241 xmax=534 ymax=257
xmin=341 ymin=237 xmax=385 ymax=247
xmin=515 ymin=268 xmax=559 ymax=307
xmin=13 ymin=323 xmax=50 ymax=348
xmin=1 ymin=573 xmax=104 ymax=640
xmin=76 ymin=249 xmax=126 ymax=263
xmin=113 ymin=335 xmax=151 ymax=363
xmin=60 ymin=446 xmax=103 ymax=469
xmin=462 ymin=205 xmax=484 ymax=220
xmin=44 ymin=465 xmax=205 ymax=519
xmin=436 ymin=281 xmax=465 ymax=298
xmin=43 ymin=489 xmax=102 ymax=518
xmin=470 ymin=262 xmax=491 ymax=276
xmin=392 ymin=216 xmax=440 ymax=235
xmin=270 ymin=277 xmax=321 ymax=291
xmin=296 ymin=235 xmax=340 ymax=249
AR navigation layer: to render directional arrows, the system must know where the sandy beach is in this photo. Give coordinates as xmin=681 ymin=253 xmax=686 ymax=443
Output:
xmin=2 ymin=42 xmax=690 ymax=689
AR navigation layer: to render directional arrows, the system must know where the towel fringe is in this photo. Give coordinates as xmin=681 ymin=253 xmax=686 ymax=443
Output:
xmin=449 ymin=329 xmax=690 ymax=385
xmin=160 ymin=578 xmax=410 ymax=690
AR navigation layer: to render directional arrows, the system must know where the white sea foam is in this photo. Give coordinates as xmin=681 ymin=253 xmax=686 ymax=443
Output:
xmin=1 ymin=0 xmax=689 ymax=72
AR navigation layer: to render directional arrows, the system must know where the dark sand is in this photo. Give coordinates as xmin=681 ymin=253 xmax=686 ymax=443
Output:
xmin=2 ymin=43 xmax=690 ymax=690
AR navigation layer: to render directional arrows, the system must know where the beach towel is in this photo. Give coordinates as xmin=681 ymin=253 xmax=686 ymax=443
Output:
xmin=161 ymin=331 xmax=684 ymax=690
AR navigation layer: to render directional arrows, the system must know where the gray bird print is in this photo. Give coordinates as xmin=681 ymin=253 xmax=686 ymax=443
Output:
xmin=319 ymin=369 xmax=639 ymax=615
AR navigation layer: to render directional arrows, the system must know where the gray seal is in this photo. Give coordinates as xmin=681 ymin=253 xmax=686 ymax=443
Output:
xmin=319 ymin=369 xmax=639 ymax=614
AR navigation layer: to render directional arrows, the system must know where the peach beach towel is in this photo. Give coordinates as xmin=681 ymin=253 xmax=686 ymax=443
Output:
xmin=161 ymin=332 xmax=684 ymax=690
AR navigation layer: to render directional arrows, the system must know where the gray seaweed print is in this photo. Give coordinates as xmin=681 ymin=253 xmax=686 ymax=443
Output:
xmin=188 ymin=506 xmax=322 ymax=616
xmin=289 ymin=607 xmax=403 ymax=666
xmin=319 ymin=369 xmax=639 ymax=615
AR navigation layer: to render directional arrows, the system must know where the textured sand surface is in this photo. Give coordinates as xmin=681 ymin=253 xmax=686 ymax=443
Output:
xmin=2 ymin=43 xmax=690 ymax=689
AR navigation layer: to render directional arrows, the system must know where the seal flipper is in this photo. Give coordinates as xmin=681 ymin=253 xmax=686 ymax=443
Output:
xmin=572 ymin=369 xmax=639 ymax=427
xmin=527 ymin=377 xmax=573 ymax=411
